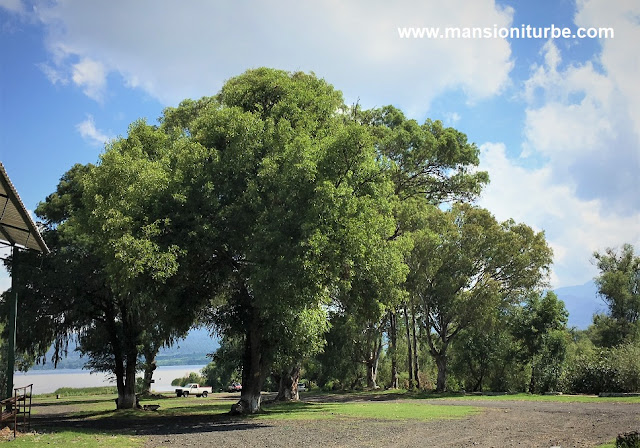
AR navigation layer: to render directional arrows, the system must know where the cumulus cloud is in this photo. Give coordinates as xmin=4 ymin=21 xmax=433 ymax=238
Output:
xmin=76 ymin=115 xmax=111 ymax=146
xmin=71 ymin=58 xmax=107 ymax=102
xmin=521 ymin=0 xmax=640 ymax=214
xmin=478 ymin=143 xmax=640 ymax=288
xmin=30 ymin=0 xmax=514 ymax=108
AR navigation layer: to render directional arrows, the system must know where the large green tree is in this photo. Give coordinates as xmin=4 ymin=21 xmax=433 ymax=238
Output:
xmin=591 ymin=244 xmax=640 ymax=346
xmin=511 ymin=291 xmax=568 ymax=393
xmin=409 ymin=204 xmax=553 ymax=391
xmin=350 ymin=105 xmax=490 ymax=389
xmin=9 ymin=124 xmax=197 ymax=408
xmin=156 ymin=68 xmax=401 ymax=413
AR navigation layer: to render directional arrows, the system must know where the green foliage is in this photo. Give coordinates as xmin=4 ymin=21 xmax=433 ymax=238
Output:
xmin=592 ymin=244 xmax=640 ymax=346
xmin=202 ymin=336 xmax=243 ymax=391
xmin=450 ymin=310 xmax=526 ymax=392
xmin=171 ymin=372 xmax=206 ymax=387
xmin=562 ymin=341 xmax=640 ymax=393
xmin=312 ymin=312 xmax=367 ymax=390
xmin=51 ymin=386 xmax=119 ymax=397
xmin=512 ymin=292 xmax=569 ymax=393
xmin=408 ymin=204 xmax=553 ymax=391
xmin=617 ymin=432 xmax=640 ymax=448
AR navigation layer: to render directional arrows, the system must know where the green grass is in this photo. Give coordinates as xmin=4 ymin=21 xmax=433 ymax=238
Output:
xmin=594 ymin=441 xmax=616 ymax=448
xmin=1 ymin=429 xmax=144 ymax=447
xmin=256 ymin=400 xmax=479 ymax=421
xmin=32 ymin=393 xmax=235 ymax=419
xmin=39 ymin=386 xmax=119 ymax=398
xmin=431 ymin=392 xmax=640 ymax=403
xmin=317 ymin=389 xmax=640 ymax=404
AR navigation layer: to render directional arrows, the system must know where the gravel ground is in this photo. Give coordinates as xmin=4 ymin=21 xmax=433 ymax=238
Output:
xmin=31 ymin=393 xmax=640 ymax=448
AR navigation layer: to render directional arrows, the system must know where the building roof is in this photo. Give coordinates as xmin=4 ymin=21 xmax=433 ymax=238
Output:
xmin=0 ymin=162 xmax=49 ymax=253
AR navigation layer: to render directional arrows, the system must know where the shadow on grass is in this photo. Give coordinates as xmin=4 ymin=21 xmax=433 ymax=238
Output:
xmin=32 ymin=408 xmax=273 ymax=436
xmin=33 ymin=397 xmax=117 ymax=408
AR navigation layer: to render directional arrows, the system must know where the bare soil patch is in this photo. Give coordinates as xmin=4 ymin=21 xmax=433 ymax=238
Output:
xmin=30 ymin=393 xmax=640 ymax=447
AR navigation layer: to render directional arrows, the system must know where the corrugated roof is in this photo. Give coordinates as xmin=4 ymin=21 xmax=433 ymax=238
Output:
xmin=0 ymin=162 xmax=49 ymax=253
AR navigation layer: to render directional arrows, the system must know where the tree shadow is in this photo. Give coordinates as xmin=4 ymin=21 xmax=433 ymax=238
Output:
xmin=32 ymin=410 xmax=273 ymax=436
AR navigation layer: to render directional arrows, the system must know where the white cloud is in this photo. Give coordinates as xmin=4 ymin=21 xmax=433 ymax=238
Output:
xmin=478 ymin=143 xmax=640 ymax=288
xmin=521 ymin=0 xmax=640 ymax=214
xmin=31 ymin=0 xmax=514 ymax=109
xmin=0 ymin=0 xmax=24 ymax=14
xmin=71 ymin=58 xmax=107 ymax=102
xmin=38 ymin=62 xmax=68 ymax=86
xmin=76 ymin=115 xmax=111 ymax=146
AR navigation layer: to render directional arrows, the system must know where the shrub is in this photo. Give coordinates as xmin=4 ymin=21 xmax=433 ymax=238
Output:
xmin=171 ymin=371 xmax=206 ymax=387
xmin=562 ymin=342 xmax=640 ymax=394
xmin=617 ymin=431 xmax=640 ymax=448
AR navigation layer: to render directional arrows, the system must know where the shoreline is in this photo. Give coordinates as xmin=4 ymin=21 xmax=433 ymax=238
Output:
xmin=13 ymin=364 xmax=207 ymax=395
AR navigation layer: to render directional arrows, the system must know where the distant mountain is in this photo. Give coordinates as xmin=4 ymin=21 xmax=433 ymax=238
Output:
xmin=31 ymin=327 xmax=219 ymax=370
xmin=554 ymin=281 xmax=606 ymax=330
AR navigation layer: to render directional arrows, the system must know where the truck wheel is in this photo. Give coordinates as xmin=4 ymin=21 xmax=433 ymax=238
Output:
xmin=196 ymin=394 xmax=201 ymax=398
xmin=183 ymin=391 xmax=189 ymax=398
xmin=202 ymin=391 xmax=208 ymax=398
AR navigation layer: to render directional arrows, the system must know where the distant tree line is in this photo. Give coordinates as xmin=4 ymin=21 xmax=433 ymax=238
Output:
xmin=2 ymin=68 xmax=635 ymax=413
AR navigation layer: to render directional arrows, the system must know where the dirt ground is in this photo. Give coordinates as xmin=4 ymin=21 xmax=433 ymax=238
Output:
xmin=30 ymin=393 xmax=640 ymax=448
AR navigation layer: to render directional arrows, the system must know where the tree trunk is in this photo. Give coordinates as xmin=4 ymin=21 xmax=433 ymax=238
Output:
xmin=117 ymin=351 xmax=139 ymax=409
xmin=105 ymin=304 xmax=138 ymax=410
xmin=411 ymin=307 xmax=420 ymax=389
xmin=275 ymin=364 xmax=300 ymax=401
xmin=404 ymin=304 xmax=414 ymax=389
xmin=389 ymin=310 xmax=399 ymax=389
xmin=141 ymin=347 xmax=157 ymax=395
xmin=366 ymin=331 xmax=383 ymax=389
xmin=529 ymin=364 xmax=536 ymax=394
xmin=435 ymin=353 xmax=447 ymax=392
xmin=232 ymin=318 xmax=268 ymax=414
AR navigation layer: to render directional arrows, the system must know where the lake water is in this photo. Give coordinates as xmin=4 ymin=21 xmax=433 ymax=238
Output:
xmin=13 ymin=364 xmax=208 ymax=395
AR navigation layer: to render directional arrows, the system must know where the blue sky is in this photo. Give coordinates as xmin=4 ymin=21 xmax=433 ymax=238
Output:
xmin=0 ymin=0 xmax=638 ymax=290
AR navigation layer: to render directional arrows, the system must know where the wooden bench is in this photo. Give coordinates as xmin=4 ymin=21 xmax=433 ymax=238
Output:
xmin=0 ymin=396 xmax=18 ymax=438
xmin=1 ymin=384 xmax=33 ymax=438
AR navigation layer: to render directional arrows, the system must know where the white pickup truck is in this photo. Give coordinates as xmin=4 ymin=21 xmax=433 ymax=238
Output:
xmin=175 ymin=383 xmax=212 ymax=397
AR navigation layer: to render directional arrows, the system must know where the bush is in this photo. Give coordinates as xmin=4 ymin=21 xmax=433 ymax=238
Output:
xmin=617 ymin=431 xmax=640 ymax=448
xmin=171 ymin=372 xmax=206 ymax=387
xmin=562 ymin=342 xmax=640 ymax=394
xmin=52 ymin=386 xmax=118 ymax=396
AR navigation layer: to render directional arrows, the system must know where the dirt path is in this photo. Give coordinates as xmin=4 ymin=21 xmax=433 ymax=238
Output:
xmin=31 ymin=394 xmax=640 ymax=448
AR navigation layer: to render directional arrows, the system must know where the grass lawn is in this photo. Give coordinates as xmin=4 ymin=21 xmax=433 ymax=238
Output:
xmin=257 ymin=400 xmax=479 ymax=421
xmin=4 ymin=388 xmax=636 ymax=446
xmin=32 ymin=393 xmax=236 ymax=420
xmin=323 ymin=388 xmax=640 ymax=404
xmin=1 ymin=390 xmax=481 ymax=446
xmin=1 ymin=429 xmax=144 ymax=447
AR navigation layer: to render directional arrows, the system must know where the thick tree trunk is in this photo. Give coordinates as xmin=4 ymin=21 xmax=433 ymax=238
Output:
xmin=275 ymin=364 xmax=301 ymax=401
xmin=404 ymin=305 xmax=414 ymax=389
xmin=105 ymin=304 xmax=138 ymax=410
xmin=232 ymin=320 xmax=268 ymax=414
xmin=118 ymin=352 xmax=138 ymax=408
xmin=389 ymin=311 xmax=399 ymax=389
xmin=141 ymin=348 xmax=157 ymax=395
xmin=435 ymin=353 xmax=447 ymax=392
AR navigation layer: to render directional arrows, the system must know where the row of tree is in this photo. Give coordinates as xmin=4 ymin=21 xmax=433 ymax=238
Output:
xmin=203 ymin=244 xmax=638 ymax=396
xmin=3 ymin=68 xmax=557 ymax=412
